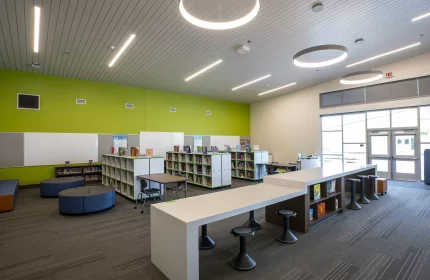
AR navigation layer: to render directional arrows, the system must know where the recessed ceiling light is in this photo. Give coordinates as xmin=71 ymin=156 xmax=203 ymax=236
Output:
xmin=412 ymin=12 xmax=430 ymax=22
xmin=34 ymin=6 xmax=41 ymax=53
xmin=258 ymin=82 xmax=297 ymax=96
xmin=293 ymin=45 xmax=348 ymax=68
xmin=179 ymin=0 xmax=260 ymax=30
xmin=346 ymin=42 xmax=421 ymax=68
xmin=340 ymin=70 xmax=383 ymax=85
xmin=108 ymin=34 xmax=136 ymax=67
xmin=184 ymin=60 xmax=223 ymax=82
xmin=232 ymin=74 xmax=271 ymax=91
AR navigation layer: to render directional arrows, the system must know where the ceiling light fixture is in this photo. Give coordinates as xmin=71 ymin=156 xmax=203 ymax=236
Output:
xmin=179 ymin=0 xmax=260 ymax=30
xmin=412 ymin=12 xmax=430 ymax=22
xmin=293 ymin=45 xmax=348 ymax=68
xmin=346 ymin=42 xmax=421 ymax=68
xmin=184 ymin=59 xmax=223 ymax=82
xmin=34 ymin=6 xmax=41 ymax=53
xmin=108 ymin=34 xmax=136 ymax=67
xmin=258 ymin=82 xmax=297 ymax=96
xmin=232 ymin=74 xmax=271 ymax=91
xmin=340 ymin=70 xmax=383 ymax=85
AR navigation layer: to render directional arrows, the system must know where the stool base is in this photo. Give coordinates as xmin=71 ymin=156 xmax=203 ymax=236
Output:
xmin=276 ymin=230 xmax=297 ymax=244
xmin=244 ymin=217 xmax=261 ymax=230
xmin=357 ymin=196 xmax=370 ymax=204
xmin=369 ymin=193 xmax=379 ymax=200
xmin=346 ymin=201 xmax=362 ymax=210
xmin=199 ymin=235 xmax=215 ymax=250
xmin=231 ymin=253 xmax=256 ymax=271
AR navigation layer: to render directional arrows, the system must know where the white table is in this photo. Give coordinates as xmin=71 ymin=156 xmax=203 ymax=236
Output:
xmin=151 ymin=183 xmax=306 ymax=280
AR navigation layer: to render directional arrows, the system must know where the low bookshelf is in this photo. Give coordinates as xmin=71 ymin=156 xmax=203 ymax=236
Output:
xmin=230 ymin=151 xmax=268 ymax=181
xmin=55 ymin=164 xmax=102 ymax=183
xmin=309 ymin=178 xmax=343 ymax=227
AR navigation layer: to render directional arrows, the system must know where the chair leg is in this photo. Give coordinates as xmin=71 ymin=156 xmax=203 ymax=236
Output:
xmin=176 ymin=190 xmax=179 ymax=200
xmin=141 ymin=195 xmax=147 ymax=214
xmin=134 ymin=193 xmax=142 ymax=209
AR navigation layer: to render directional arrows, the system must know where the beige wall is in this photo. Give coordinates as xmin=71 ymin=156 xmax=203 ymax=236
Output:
xmin=251 ymin=52 xmax=430 ymax=163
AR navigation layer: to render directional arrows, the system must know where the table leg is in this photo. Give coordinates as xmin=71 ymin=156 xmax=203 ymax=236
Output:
xmin=185 ymin=181 xmax=188 ymax=198
xmin=164 ymin=184 xmax=167 ymax=202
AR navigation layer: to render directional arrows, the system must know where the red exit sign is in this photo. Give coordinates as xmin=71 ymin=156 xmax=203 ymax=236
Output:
xmin=385 ymin=72 xmax=393 ymax=78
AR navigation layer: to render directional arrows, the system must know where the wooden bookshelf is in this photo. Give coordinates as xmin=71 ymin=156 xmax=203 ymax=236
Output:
xmin=55 ymin=164 xmax=102 ymax=182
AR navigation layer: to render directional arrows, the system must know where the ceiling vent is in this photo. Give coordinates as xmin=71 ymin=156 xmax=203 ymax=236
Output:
xmin=206 ymin=111 xmax=211 ymax=116
xmin=236 ymin=45 xmax=250 ymax=55
xmin=76 ymin=99 xmax=86 ymax=105
xmin=126 ymin=103 xmax=134 ymax=109
xmin=31 ymin=63 xmax=40 ymax=69
xmin=170 ymin=108 xmax=176 ymax=112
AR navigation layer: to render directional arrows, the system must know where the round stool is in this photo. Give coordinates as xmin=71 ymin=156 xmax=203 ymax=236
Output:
xmin=368 ymin=175 xmax=379 ymax=200
xmin=199 ymin=224 xmax=215 ymax=250
xmin=276 ymin=210 xmax=297 ymax=244
xmin=244 ymin=210 xmax=261 ymax=230
xmin=230 ymin=227 xmax=256 ymax=271
xmin=346 ymin=178 xmax=361 ymax=210
xmin=356 ymin=175 xmax=370 ymax=204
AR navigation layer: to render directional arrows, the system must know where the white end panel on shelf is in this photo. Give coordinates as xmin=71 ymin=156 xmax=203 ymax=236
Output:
xmin=149 ymin=157 xmax=165 ymax=189
xmin=24 ymin=133 xmax=98 ymax=166
xmin=210 ymin=136 xmax=240 ymax=149
xmin=211 ymin=155 xmax=222 ymax=188
xmin=140 ymin=132 xmax=184 ymax=159
xmin=134 ymin=159 xmax=150 ymax=199
xmin=221 ymin=153 xmax=232 ymax=186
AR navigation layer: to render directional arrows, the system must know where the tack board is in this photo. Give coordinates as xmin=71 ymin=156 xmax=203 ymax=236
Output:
xmin=140 ymin=132 xmax=184 ymax=159
xmin=0 ymin=133 xmax=24 ymax=168
xmin=24 ymin=133 xmax=98 ymax=166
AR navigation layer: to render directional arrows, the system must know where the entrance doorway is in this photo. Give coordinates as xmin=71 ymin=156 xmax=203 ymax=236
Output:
xmin=368 ymin=129 xmax=420 ymax=181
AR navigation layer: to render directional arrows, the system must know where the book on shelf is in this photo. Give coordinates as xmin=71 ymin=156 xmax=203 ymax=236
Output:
xmin=131 ymin=147 xmax=140 ymax=157
xmin=235 ymin=144 xmax=241 ymax=151
xmin=253 ymin=145 xmax=260 ymax=151
xmin=183 ymin=145 xmax=191 ymax=153
xmin=197 ymin=146 xmax=202 ymax=153
xmin=335 ymin=199 xmax=338 ymax=210
xmin=118 ymin=147 xmax=127 ymax=156
xmin=327 ymin=179 xmax=336 ymax=193
xmin=174 ymin=145 xmax=180 ymax=152
xmin=211 ymin=146 xmax=218 ymax=152
xmin=203 ymin=147 xmax=208 ymax=154
xmin=318 ymin=202 xmax=326 ymax=215
xmin=239 ymin=171 xmax=245 ymax=178
xmin=245 ymin=145 xmax=251 ymax=152
xmin=311 ymin=184 xmax=321 ymax=200
xmin=310 ymin=208 xmax=314 ymax=220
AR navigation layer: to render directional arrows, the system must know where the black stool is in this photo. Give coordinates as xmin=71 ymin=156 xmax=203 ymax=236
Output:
xmin=276 ymin=210 xmax=297 ymax=244
xmin=368 ymin=175 xmax=379 ymax=200
xmin=199 ymin=224 xmax=215 ymax=250
xmin=230 ymin=227 xmax=256 ymax=271
xmin=356 ymin=175 xmax=370 ymax=204
xmin=346 ymin=178 xmax=361 ymax=210
xmin=244 ymin=210 xmax=261 ymax=230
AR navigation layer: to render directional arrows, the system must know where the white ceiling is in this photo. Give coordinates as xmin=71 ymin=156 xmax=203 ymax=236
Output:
xmin=0 ymin=0 xmax=430 ymax=103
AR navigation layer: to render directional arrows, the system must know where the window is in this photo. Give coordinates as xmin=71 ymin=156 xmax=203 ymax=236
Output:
xmin=321 ymin=115 xmax=342 ymax=131
xmin=343 ymin=113 xmax=365 ymax=143
xmin=391 ymin=108 xmax=418 ymax=128
xmin=322 ymin=132 xmax=342 ymax=154
xmin=367 ymin=110 xmax=390 ymax=129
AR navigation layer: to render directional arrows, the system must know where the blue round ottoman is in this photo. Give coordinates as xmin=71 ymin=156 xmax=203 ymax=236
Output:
xmin=58 ymin=186 xmax=115 ymax=215
xmin=40 ymin=177 xmax=85 ymax=197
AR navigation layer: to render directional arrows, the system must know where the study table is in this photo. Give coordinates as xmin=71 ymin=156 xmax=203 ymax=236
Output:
xmin=137 ymin=174 xmax=188 ymax=202
xmin=150 ymin=164 xmax=377 ymax=280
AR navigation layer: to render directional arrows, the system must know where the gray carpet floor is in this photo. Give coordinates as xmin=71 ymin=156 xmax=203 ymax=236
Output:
xmin=1 ymin=179 xmax=430 ymax=280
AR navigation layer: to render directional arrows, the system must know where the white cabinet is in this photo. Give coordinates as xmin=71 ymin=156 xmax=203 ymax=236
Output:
xmin=231 ymin=151 xmax=268 ymax=181
xmin=102 ymin=154 xmax=164 ymax=200
xmin=222 ymin=153 xmax=232 ymax=186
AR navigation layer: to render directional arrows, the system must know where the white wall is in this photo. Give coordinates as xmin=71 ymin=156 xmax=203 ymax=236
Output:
xmin=251 ymin=52 xmax=430 ymax=163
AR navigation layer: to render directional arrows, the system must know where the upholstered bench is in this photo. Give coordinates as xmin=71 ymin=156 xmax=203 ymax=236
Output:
xmin=40 ymin=177 xmax=85 ymax=197
xmin=0 ymin=179 xmax=19 ymax=212
xmin=58 ymin=186 xmax=115 ymax=215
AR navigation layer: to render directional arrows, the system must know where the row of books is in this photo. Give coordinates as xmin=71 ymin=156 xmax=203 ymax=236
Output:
xmin=83 ymin=166 xmax=101 ymax=172
xmin=85 ymin=175 xmax=101 ymax=181
xmin=56 ymin=167 xmax=82 ymax=175
xmin=310 ymin=180 xmax=336 ymax=200
xmin=309 ymin=199 xmax=339 ymax=220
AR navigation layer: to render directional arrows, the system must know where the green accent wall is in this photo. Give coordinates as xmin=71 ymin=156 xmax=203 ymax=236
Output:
xmin=0 ymin=68 xmax=250 ymax=185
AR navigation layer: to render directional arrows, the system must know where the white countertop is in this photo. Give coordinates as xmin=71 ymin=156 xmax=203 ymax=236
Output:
xmin=264 ymin=164 xmax=377 ymax=187
xmin=151 ymin=183 xmax=307 ymax=226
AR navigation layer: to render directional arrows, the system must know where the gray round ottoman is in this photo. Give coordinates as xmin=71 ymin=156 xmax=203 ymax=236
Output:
xmin=40 ymin=177 xmax=85 ymax=197
xmin=58 ymin=186 xmax=115 ymax=215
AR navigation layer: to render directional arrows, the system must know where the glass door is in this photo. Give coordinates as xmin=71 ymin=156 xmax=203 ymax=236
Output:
xmin=392 ymin=129 xmax=420 ymax=181
xmin=368 ymin=130 xmax=391 ymax=179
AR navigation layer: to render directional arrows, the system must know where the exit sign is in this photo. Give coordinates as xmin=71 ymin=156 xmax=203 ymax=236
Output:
xmin=385 ymin=72 xmax=393 ymax=78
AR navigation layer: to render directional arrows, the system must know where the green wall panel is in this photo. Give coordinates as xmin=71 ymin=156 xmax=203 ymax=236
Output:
xmin=0 ymin=69 xmax=250 ymax=185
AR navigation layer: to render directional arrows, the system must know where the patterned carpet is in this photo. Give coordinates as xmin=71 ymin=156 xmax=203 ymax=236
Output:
xmin=0 ymin=180 xmax=429 ymax=280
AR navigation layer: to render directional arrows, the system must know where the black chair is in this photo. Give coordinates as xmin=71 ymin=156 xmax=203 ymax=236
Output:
xmin=166 ymin=182 xmax=184 ymax=200
xmin=230 ymin=227 xmax=256 ymax=271
xmin=199 ymin=224 xmax=215 ymax=250
xmin=244 ymin=210 xmax=261 ymax=230
xmin=356 ymin=175 xmax=370 ymax=204
xmin=134 ymin=179 xmax=161 ymax=213
xmin=276 ymin=210 xmax=297 ymax=244
xmin=346 ymin=178 xmax=361 ymax=210
xmin=368 ymin=175 xmax=379 ymax=200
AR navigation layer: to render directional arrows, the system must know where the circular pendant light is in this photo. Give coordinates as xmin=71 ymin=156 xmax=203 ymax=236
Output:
xmin=179 ymin=0 xmax=260 ymax=30
xmin=340 ymin=70 xmax=383 ymax=85
xmin=293 ymin=45 xmax=348 ymax=68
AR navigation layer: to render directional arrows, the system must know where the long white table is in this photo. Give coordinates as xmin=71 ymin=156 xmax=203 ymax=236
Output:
xmin=150 ymin=164 xmax=377 ymax=280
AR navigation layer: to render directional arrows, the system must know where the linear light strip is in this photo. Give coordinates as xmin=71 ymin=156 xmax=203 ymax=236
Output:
xmin=232 ymin=74 xmax=271 ymax=91
xmin=185 ymin=60 xmax=223 ymax=82
xmin=258 ymin=82 xmax=296 ymax=96
xmin=108 ymin=34 xmax=136 ymax=67
xmin=346 ymin=42 xmax=421 ymax=68
xmin=412 ymin=12 xmax=430 ymax=22
xmin=34 ymin=6 xmax=41 ymax=53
